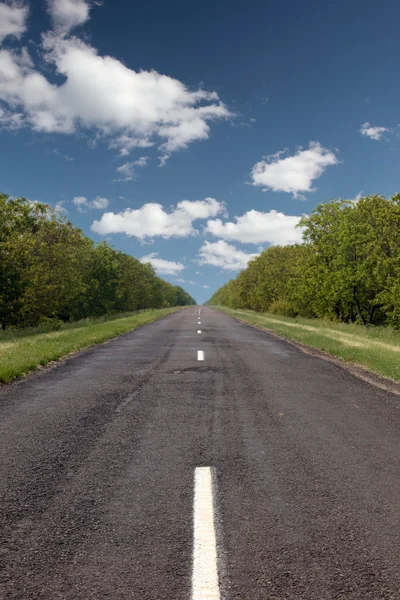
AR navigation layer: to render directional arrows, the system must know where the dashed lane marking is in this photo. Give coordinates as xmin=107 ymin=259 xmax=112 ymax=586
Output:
xmin=192 ymin=467 xmax=220 ymax=600
xmin=197 ymin=350 xmax=204 ymax=361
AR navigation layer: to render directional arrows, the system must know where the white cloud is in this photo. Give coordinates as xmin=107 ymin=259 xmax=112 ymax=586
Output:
xmin=250 ymin=142 xmax=338 ymax=198
xmin=132 ymin=156 xmax=148 ymax=168
xmin=176 ymin=278 xmax=197 ymax=285
xmin=73 ymin=196 xmax=87 ymax=208
xmin=360 ymin=122 xmax=389 ymax=141
xmin=206 ymin=208 xmax=303 ymax=245
xmin=202 ymin=284 xmax=209 ymax=289
xmin=158 ymin=154 xmax=169 ymax=167
xmin=0 ymin=1 xmax=29 ymax=44
xmin=91 ymin=196 xmax=109 ymax=209
xmin=91 ymin=197 xmax=224 ymax=240
xmin=116 ymin=163 xmax=135 ymax=181
xmin=0 ymin=8 xmax=231 ymax=159
xmin=140 ymin=252 xmax=184 ymax=276
xmin=115 ymin=156 xmax=149 ymax=181
xmin=54 ymin=201 xmax=67 ymax=214
xmin=47 ymin=0 xmax=92 ymax=34
xmin=198 ymin=240 xmax=259 ymax=271
xmin=109 ymin=135 xmax=154 ymax=157
xmin=0 ymin=106 xmax=24 ymax=129
xmin=73 ymin=195 xmax=109 ymax=211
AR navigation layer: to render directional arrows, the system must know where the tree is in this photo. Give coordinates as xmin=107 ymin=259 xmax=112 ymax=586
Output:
xmin=0 ymin=194 xmax=195 ymax=329
xmin=208 ymin=194 xmax=400 ymax=328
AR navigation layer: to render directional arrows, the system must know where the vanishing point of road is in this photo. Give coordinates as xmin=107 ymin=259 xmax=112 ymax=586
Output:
xmin=0 ymin=307 xmax=399 ymax=599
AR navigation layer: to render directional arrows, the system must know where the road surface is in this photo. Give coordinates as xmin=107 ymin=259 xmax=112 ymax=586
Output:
xmin=0 ymin=306 xmax=399 ymax=599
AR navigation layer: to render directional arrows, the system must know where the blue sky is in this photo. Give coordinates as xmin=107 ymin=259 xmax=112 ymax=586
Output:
xmin=1 ymin=0 xmax=399 ymax=303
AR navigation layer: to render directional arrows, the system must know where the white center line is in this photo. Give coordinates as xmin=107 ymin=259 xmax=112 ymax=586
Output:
xmin=192 ymin=467 xmax=220 ymax=600
xmin=197 ymin=330 xmax=202 ymax=334
xmin=197 ymin=350 xmax=204 ymax=361
xmin=198 ymin=321 xmax=201 ymax=325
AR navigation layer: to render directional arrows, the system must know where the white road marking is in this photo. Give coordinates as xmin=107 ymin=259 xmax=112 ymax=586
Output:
xmin=197 ymin=350 xmax=204 ymax=361
xmin=192 ymin=467 xmax=220 ymax=600
xmin=197 ymin=330 xmax=202 ymax=334
xmin=198 ymin=321 xmax=201 ymax=325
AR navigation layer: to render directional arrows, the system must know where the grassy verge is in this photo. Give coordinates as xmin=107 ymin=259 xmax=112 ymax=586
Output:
xmin=216 ymin=306 xmax=400 ymax=382
xmin=0 ymin=308 xmax=183 ymax=383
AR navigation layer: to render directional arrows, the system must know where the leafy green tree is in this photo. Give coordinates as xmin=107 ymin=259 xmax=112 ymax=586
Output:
xmin=208 ymin=193 xmax=400 ymax=329
xmin=300 ymin=195 xmax=400 ymax=325
xmin=0 ymin=196 xmax=50 ymax=328
xmin=20 ymin=214 xmax=92 ymax=325
xmin=0 ymin=194 xmax=195 ymax=329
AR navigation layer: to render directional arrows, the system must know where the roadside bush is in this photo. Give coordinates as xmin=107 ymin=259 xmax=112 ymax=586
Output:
xmin=268 ymin=299 xmax=299 ymax=318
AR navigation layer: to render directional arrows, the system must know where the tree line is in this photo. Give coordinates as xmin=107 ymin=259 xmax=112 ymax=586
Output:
xmin=207 ymin=194 xmax=400 ymax=328
xmin=0 ymin=194 xmax=195 ymax=329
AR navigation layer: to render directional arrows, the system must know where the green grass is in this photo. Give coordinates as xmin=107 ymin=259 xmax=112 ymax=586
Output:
xmin=0 ymin=308 xmax=184 ymax=383
xmin=216 ymin=306 xmax=400 ymax=382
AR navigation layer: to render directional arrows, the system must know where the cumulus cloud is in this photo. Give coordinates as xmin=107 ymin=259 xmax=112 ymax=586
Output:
xmin=0 ymin=2 xmax=231 ymax=160
xmin=73 ymin=195 xmax=109 ymax=211
xmin=198 ymin=240 xmax=259 ymax=271
xmin=140 ymin=252 xmax=184 ymax=276
xmin=47 ymin=0 xmax=93 ymax=34
xmin=91 ymin=198 xmax=224 ymax=240
xmin=0 ymin=1 xmax=29 ymax=44
xmin=250 ymin=142 xmax=338 ymax=198
xmin=202 ymin=284 xmax=209 ymax=289
xmin=115 ymin=156 xmax=149 ymax=182
xmin=360 ymin=122 xmax=389 ymax=141
xmin=206 ymin=209 xmax=303 ymax=245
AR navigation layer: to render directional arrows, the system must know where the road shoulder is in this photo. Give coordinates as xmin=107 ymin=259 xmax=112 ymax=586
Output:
xmin=216 ymin=308 xmax=400 ymax=398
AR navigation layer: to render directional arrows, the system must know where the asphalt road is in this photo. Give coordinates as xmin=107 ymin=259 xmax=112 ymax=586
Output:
xmin=0 ymin=306 xmax=399 ymax=599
